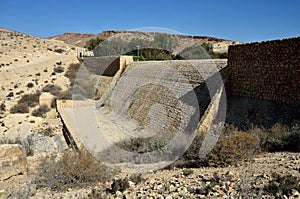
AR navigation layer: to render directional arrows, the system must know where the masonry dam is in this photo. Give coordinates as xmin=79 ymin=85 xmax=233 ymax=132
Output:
xmin=57 ymin=37 xmax=300 ymax=170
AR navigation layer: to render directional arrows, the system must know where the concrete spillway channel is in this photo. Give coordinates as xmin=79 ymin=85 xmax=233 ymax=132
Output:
xmin=57 ymin=57 xmax=228 ymax=170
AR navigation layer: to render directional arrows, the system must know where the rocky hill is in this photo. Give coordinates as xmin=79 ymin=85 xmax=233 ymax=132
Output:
xmin=49 ymin=30 xmax=240 ymax=53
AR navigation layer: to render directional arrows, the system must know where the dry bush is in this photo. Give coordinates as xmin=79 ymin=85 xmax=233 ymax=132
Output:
xmin=26 ymin=82 xmax=34 ymax=88
xmin=18 ymin=93 xmax=40 ymax=107
xmin=64 ymin=63 xmax=80 ymax=85
xmin=6 ymin=92 xmax=14 ymax=97
xmin=54 ymin=49 xmax=64 ymax=53
xmin=53 ymin=66 xmax=64 ymax=73
xmin=264 ymin=172 xmax=300 ymax=197
xmin=32 ymin=105 xmax=50 ymax=118
xmin=35 ymin=150 xmax=117 ymax=191
xmin=42 ymin=84 xmax=62 ymax=96
xmin=258 ymin=123 xmax=300 ymax=152
xmin=110 ymin=178 xmax=130 ymax=193
xmin=206 ymin=126 xmax=260 ymax=167
xmin=10 ymin=102 xmax=29 ymax=113
xmin=0 ymin=101 xmax=5 ymax=112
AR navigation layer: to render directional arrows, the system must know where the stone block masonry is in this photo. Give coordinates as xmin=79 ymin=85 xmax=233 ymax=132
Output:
xmin=227 ymin=37 xmax=300 ymax=104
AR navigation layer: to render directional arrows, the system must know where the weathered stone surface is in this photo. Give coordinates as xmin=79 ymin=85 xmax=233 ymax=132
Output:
xmin=39 ymin=92 xmax=55 ymax=107
xmin=0 ymin=144 xmax=27 ymax=180
xmin=22 ymin=133 xmax=68 ymax=156
xmin=227 ymin=37 xmax=300 ymax=105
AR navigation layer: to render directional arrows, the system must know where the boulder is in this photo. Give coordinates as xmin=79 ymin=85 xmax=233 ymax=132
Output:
xmin=0 ymin=144 xmax=27 ymax=180
xmin=39 ymin=92 xmax=55 ymax=108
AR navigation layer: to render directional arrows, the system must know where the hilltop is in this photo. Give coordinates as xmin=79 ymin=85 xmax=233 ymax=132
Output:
xmin=49 ymin=30 xmax=240 ymax=53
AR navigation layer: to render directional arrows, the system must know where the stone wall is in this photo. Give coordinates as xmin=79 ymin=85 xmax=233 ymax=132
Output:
xmin=83 ymin=56 xmax=133 ymax=76
xmin=227 ymin=37 xmax=300 ymax=104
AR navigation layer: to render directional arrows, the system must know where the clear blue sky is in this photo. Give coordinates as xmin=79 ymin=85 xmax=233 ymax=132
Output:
xmin=1 ymin=0 xmax=299 ymax=42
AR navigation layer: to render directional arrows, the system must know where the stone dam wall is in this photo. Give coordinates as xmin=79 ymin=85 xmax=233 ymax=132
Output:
xmin=82 ymin=56 xmax=133 ymax=76
xmin=227 ymin=37 xmax=300 ymax=104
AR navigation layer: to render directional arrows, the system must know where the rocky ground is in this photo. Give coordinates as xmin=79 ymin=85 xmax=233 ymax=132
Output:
xmin=0 ymin=28 xmax=299 ymax=199
xmin=0 ymin=152 xmax=299 ymax=198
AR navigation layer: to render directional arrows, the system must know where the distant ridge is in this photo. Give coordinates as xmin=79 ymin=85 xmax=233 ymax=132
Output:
xmin=48 ymin=30 xmax=241 ymax=53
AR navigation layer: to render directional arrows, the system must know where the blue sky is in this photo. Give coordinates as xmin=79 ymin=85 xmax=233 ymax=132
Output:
xmin=1 ymin=0 xmax=299 ymax=42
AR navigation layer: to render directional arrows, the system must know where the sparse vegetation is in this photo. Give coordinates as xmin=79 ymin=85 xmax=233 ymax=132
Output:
xmin=0 ymin=101 xmax=5 ymax=112
xmin=111 ymin=178 xmax=130 ymax=193
xmin=54 ymin=48 xmax=64 ymax=53
xmin=53 ymin=66 xmax=64 ymax=73
xmin=42 ymin=84 xmax=62 ymax=96
xmin=6 ymin=92 xmax=14 ymax=97
xmin=18 ymin=93 xmax=40 ymax=107
xmin=264 ymin=173 xmax=300 ymax=197
xmin=85 ymin=37 xmax=105 ymax=50
xmin=26 ymin=82 xmax=34 ymax=88
xmin=35 ymin=150 xmax=116 ymax=191
xmin=258 ymin=123 xmax=300 ymax=152
xmin=10 ymin=102 xmax=29 ymax=113
xmin=32 ymin=104 xmax=50 ymax=118
xmin=182 ymin=168 xmax=194 ymax=176
xmin=0 ymin=137 xmax=21 ymax=144
xmin=206 ymin=127 xmax=260 ymax=167
xmin=64 ymin=63 xmax=80 ymax=85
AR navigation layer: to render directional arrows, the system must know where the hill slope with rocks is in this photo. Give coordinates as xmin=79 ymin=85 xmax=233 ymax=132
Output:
xmin=49 ymin=30 xmax=240 ymax=53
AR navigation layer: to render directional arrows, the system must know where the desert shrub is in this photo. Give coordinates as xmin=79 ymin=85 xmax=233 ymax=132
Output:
xmin=26 ymin=82 xmax=34 ymax=88
xmin=18 ymin=93 xmax=40 ymax=107
xmin=35 ymin=150 xmax=116 ymax=191
xmin=64 ymin=63 xmax=80 ymax=85
xmin=129 ymin=174 xmax=144 ymax=185
xmin=85 ymin=37 xmax=105 ymax=50
xmin=0 ymin=137 xmax=21 ymax=144
xmin=6 ymin=92 xmax=14 ymax=97
xmin=38 ymin=127 xmax=53 ymax=136
xmin=206 ymin=126 xmax=260 ymax=167
xmin=182 ymin=169 xmax=194 ymax=176
xmin=54 ymin=49 xmax=64 ymax=53
xmin=32 ymin=105 xmax=50 ymax=118
xmin=10 ymin=102 xmax=29 ymax=113
xmin=262 ymin=123 xmax=300 ymax=152
xmin=263 ymin=173 xmax=300 ymax=197
xmin=42 ymin=84 xmax=62 ymax=96
xmin=23 ymin=137 xmax=34 ymax=156
xmin=111 ymin=178 xmax=130 ymax=193
xmin=0 ymin=101 xmax=5 ymax=112
xmin=53 ymin=66 xmax=64 ymax=73
xmin=57 ymin=89 xmax=72 ymax=100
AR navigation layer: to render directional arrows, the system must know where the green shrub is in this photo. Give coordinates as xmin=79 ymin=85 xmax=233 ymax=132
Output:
xmin=85 ymin=37 xmax=105 ymax=50
xmin=10 ymin=102 xmax=29 ymax=113
xmin=32 ymin=105 xmax=50 ymax=118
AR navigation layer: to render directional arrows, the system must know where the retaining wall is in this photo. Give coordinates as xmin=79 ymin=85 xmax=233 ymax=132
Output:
xmin=227 ymin=37 xmax=300 ymax=104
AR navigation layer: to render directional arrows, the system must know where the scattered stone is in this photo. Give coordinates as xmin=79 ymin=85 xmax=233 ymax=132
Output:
xmin=0 ymin=144 xmax=27 ymax=180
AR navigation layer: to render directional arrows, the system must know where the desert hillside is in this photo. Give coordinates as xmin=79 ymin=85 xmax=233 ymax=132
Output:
xmin=49 ymin=30 xmax=240 ymax=53
xmin=0 ymin=28 xmax=299 ymax=199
